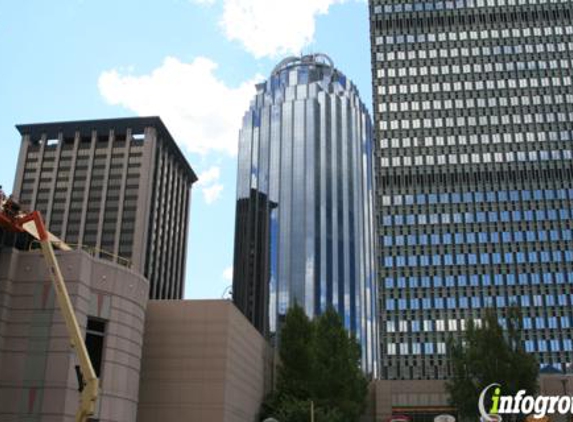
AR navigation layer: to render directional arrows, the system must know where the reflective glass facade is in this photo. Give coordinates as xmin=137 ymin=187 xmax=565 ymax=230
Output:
xmin=233 ymin=54 xmax=379 ymax=374
xmin=370 ymin=0 xmax=573 ymax=379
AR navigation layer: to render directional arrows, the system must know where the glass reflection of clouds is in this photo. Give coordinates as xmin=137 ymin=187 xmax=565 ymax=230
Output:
xmin=233 ymin=54 xmax=378 ymax=376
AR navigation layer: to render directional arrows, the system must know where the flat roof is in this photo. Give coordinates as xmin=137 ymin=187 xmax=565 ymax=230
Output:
xmin=16 ymin=116 xmax=198 ymax=183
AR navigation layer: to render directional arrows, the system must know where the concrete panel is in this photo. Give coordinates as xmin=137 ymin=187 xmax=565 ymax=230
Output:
xmin=0 ymin=248 xmax=148 ymax=422
xmin=137 ymin=300 xmax=272 ymax=422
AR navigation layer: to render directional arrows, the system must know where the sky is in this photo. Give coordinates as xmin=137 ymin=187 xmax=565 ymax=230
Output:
xmin=0 ymin=0 xmax=373 ymax=299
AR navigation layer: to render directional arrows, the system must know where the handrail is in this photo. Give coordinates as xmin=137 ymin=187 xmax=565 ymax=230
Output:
xmin=30 ymin=241 xmax=133 ymax=269
xmin=270 ymin=53 xmax=334 ymax=76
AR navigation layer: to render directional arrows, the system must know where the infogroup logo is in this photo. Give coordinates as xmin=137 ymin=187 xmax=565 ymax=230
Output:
xmin=479 ymin=383 xmax=573 ymax=421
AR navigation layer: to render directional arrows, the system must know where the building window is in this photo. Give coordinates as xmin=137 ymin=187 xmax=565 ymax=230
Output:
xmin=85 ymin=318 xmax=106 ymax=377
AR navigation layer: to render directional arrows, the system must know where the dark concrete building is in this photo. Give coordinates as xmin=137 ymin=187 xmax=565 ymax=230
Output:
xmin=12 ymin=117 xmax=197 ymax=299
xmin=232 ymin=189 xmax=276 ymax=335
xmin=233 ymin=54 xmax=379 ymax=375
xmin=370 ymin=0 xmax=573 ymax=383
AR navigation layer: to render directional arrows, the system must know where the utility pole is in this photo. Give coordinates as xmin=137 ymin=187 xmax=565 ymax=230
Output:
xmin=310 ymin=400 xmax=315 ymax=422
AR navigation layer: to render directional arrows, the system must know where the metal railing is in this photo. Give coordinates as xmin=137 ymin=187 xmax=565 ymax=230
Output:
xmin=30 ymin=241 xmax=132 ymax=269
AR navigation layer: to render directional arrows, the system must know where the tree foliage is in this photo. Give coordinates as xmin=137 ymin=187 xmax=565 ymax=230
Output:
xmin=446 ymin=307 xmax=539 ymax=421
xmin=276 ymin=304 xmax=314 ymax=398
xmin=260 ymin=305 xmax=368 ymax=422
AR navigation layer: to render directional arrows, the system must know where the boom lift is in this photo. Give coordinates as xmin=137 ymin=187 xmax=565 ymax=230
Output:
xmin=0 ymin=189 xmax=99 ymax=422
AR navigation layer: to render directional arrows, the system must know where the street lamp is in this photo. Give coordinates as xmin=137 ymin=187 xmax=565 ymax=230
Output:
xmin=561 ymin=376 xmax=569 ymax=395
xmin=310 ymin=400 xmax=315 ymax=422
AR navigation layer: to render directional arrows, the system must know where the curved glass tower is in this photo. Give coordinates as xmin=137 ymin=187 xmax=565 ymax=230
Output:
xmin=232 ymin=54 xmax=379 ymax=375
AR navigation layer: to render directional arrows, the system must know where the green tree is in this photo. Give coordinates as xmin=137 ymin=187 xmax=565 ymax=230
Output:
xmin=277 ymin=304 xmax=314 ymax=398
xmin=260 ymin=305 xmax=368 ymax=422
xmin=446 ymin=307 xmax=538 ymax=421
xmin=312 ymin=307 xmax=368 ymax=420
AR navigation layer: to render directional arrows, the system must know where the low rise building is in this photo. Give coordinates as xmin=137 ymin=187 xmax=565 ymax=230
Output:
xmin=0 ymin=242 xmax=148 ymax=421
xmin=372 ymin=375 xmax=573 ymax=422
xmin=137 ymin=300 xmax=274 ymax=422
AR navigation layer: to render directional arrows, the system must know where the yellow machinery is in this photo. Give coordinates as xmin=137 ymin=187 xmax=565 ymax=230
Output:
xmin=0 ymin=189 xmax=99 ymax=422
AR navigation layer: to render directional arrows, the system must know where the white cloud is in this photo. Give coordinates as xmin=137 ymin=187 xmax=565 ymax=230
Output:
xmin=222 ymin=266 xmax=233 ymax=281
xmin=202 ymin=183 xmax=224 ymax=204
xmin=197 ymin=166 xmax=221 ymax=185
xmin=98 ymin=56 xmax=259 ymax=155
xmin=219 ymin=0 xmax=351 ymax=58
xmin=196 ymin=166 xmax=224 ymax=204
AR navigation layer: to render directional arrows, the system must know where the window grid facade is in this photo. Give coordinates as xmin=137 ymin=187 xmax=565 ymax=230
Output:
xmin=13 ymin=117 xmax=197 ymax=300
xmin=370 ymin=0 xmax=573 ymax=379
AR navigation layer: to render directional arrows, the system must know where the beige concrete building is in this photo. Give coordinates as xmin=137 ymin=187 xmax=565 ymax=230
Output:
xmin=373 ymin=379 xmax=453 ymax=422
xmin=137 ymin=300 xmax=274 ymax=422
xmin=0 ymin=236 xmax=273 ymax=422
xmin=0 ymin=246 xmax=148 ymax=421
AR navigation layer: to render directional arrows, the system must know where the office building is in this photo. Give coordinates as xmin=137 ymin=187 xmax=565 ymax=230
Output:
xmin=370 ymin=0 xmax=573 ymax=382
xmin=1 ymin=115 xmax=273 ymax=422
xmin=12 ymin=117 xmax=197 ymax=299
xmin=233 ymin=53 xmax=379 ymax=374
xmin=232 ymin=189 xmax=276 ymax=335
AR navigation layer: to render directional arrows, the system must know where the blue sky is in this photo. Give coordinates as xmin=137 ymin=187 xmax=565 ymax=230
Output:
xmin=0 ymin=0 xmax=372 ymax=299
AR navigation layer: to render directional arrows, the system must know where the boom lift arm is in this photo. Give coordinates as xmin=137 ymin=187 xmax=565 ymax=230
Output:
xmin=0 ymin=189 xmax=99 ymax=422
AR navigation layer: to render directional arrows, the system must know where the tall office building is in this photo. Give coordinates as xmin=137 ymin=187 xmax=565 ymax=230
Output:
xmin=370 ymin=0 xmax=573 ymax=380
xmin=12 ymin=117 xmax=197 ymax=299
xmin=233 ymin=53 xmax=379 ymax=374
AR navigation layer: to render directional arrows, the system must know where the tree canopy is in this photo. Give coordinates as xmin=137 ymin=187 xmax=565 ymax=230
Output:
xmin=260 ymin=304 xmax=368 ymax=422
xmin=446 ymin=307 xmax=539 ymax=421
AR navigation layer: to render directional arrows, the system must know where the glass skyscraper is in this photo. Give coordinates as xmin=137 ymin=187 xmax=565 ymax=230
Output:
xmin=370 ymin=0 xmax=573 ymax=379
xmin=233 ymin=54 xmax=379 ymax=374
